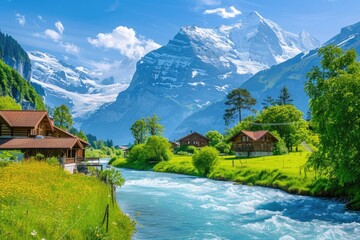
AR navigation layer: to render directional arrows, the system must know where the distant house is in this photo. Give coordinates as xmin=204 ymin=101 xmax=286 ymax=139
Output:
xmin=169 ymin=141 xmax=179 ymax=150
xmin=0 ymin=110 xmax=90 ymax=164
xmin=229 ymin=130 xmax=278 ymax=157
xmin=177 ymin=132 xmax=209 ymax=148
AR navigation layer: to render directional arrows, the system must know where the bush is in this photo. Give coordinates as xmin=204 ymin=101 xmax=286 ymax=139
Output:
xmin=143 ymin=136 xmax=173 ymax=162
xmin=273 ymin=137 xmax=288 ymax=155
xmin=186 ymin=146 xmax=198 ymax=154
xmin=46 ymin=157 xmax=59 ymax=166
xmin=215 ymin=142 xmax=231 ymax=154
xmin=192 ymin=146 xmax=219 ymax=176
xmin=35 ymin=153 xmax=45 ymax=160
xmin=176 ymin=151 xmax=190 ymax=156
xmin=127 ymin=144 xmax=146 ymax=163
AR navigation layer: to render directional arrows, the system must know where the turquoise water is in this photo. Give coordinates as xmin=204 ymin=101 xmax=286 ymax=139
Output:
xmin=116 ymin=169 xmax=360 ymax=240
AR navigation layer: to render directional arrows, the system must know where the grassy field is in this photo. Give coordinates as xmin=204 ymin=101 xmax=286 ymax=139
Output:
xmin=0 ymin=161 xmax=135 ymax=239
xmin=153 ymin=151 xmax=317 ymax=195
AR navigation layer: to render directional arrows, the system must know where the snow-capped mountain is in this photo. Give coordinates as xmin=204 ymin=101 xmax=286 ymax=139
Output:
xmin=82 ymin=12 xmax=320 ymax=144
xmin=29 ymin=51 xmax=128 ymax=120
xmin=171 ymin=21 xmax=360 ymax=139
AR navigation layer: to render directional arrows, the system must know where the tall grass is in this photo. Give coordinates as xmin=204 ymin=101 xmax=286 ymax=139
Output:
xmin=0 ymin=161 xmax=135 ymax=239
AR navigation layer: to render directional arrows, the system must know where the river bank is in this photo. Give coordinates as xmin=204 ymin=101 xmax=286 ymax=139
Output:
xmin=112 ymin=153 xmax=360 ymax=211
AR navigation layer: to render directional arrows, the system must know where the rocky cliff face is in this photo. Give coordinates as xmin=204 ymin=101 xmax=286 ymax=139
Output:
xmin=82 ymin=12 xmax=320 ymax=144
xmin=0 ymin=31 xmax=31 ymax=81
xmin=28 ymin=51 xmax=128 ymax=120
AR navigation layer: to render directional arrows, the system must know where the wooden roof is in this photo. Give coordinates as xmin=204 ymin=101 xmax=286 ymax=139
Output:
xmin=177 ymin=132 xmax=209 ymax=142
xmin=229 ymin=130 xmax=278 ymax=142
xmin=0 ymin=137 xmax=83 ymax=149
xmin=0 ymin=110 xmax=53 ymax=131
xmin=53 ymin=126 xmax=90 ymax=147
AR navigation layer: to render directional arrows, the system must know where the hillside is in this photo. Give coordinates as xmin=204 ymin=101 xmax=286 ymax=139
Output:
xmin=0 ymin=161 xmax=134 ymax=239
xmin=0 ymin=59 xmax=44 ymax=110
xmin=0 ymin=30 xmax=31 ymax=80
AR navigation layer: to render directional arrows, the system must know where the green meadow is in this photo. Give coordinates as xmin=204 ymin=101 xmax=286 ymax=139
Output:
xmin=0 ymin=161 xmax=135 ymax=239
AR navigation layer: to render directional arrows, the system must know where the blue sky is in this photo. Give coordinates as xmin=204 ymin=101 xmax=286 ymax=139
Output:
xmin=1 ymin=0 xmax=360 ymax=82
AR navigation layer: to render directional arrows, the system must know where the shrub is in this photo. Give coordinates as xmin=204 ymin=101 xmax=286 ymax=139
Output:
xmin=46 ymin=157 xmax=59 ymax=166
xmin=192 ymin=146 xmax=219 ymax=176
xmin=143 ymin=136 xmax=173 ymax=162
xmin=215 ymin=142 xmax=231 ymax=154
xmin=35 ymin=153 xmax=45 ymax=160
xmin=186 ymin=145 xmax=198 ymax=154
xmin=127 ymin=144 xmax=146 ymax=163
xmin=176 ymin=151 xmax=190 ymax=156
xmin=273 ymin=137 xmax=288 ymax=155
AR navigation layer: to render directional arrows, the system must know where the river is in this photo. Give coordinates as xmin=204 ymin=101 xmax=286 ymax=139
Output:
xmin=116 ymin=169 xmax=360 ymax=240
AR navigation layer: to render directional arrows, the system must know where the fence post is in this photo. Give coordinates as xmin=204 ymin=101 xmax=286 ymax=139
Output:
xmin=102 ymin=204 xmax=110 ymax=233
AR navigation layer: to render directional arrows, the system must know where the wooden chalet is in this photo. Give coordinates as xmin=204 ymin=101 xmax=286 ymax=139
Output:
xmin=0 ymin=110 xmax=90 ymax=165
xmin=177 ymin=131 xmax=209 ymax=148
xmin=229 ymin=130 xmax=278 ymax=157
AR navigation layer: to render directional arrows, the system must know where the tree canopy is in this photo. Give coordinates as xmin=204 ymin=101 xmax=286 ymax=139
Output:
xmin=130 ymin=118 xmax=147 ymax=144
xmin=53 ymin=104 xmax=73 ymax=130
xmin=224 ymin=88 xmax=256 ymax=125
xmin=130 ymin=114 xmax=164 ymax=144
xmin=305 ymin=45 xmax=360 ymax=186
xmin=146 ymin=114 xmax=164 ymax=136
xmin=0 ymin=96 xmax=21 ymax=110
xmin=257 ymin=105 xmax=308 ymax=151
xmin=0 ymin=60 xmax=44 ymax=110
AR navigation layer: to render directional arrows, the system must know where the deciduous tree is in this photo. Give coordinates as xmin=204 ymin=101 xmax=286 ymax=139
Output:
xmin=205 ymin=130 xmax=223 ymax=146
xmin=257 ymin=105 xmax=308 ymax=151
xmin=130 ymin=118 xmax=147 ymax=144
xmin=305 ymin=45 xmax=360 ymax=185
xmin=53 ymin=104 xmax=73 ymax=130
xmin=146 ymin=114 xmax=164 ymax=136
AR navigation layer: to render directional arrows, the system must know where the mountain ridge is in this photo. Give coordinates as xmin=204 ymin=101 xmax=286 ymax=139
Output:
xmin=171 ymin=20 xmax=360 ymax=139
xmin=82 ymin=12 xmax=320 ymax=144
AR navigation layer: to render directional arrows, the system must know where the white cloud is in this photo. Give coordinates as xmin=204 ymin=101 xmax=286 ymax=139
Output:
xmin=55 ymin=21 xmax=64 ymax=34
xmin=203 ymin=6 xmax=241 ymax=18
xmin=38 ymin=21 xmax=79 ymax=55
xmin=44 ymin=29 xmax=61 ymax=42
xmin=15 ymin=13 xmax=25 ymax=26
xmin=37 ymin=15 xmax=44 ymax=22
xmin=61 ymin=42 xmax=80 ymax=54
xmin=199 ymin=0 xmax=221 ymax=6
xmin=87 ymin=26 xmax=161 ymax=59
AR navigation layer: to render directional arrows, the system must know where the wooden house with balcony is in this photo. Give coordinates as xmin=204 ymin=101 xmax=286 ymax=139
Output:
xmin=177 ymin=131 xmax=209 ymax=148
xmin=229 ymin=130 xmax=278 ymax=157
xmin=0 ymin=110 xmax=90 ymax=165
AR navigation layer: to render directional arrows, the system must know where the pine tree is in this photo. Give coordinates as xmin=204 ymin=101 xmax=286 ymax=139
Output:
xmin=277 ymin=86 xmax=293 ymax=105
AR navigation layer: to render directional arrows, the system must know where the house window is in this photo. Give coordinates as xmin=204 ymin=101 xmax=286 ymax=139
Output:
xmin=242 ymin=136 xmax=246 ymax=141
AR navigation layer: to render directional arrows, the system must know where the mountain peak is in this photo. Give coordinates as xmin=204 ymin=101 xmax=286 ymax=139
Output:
xmin=247 ymin=11 xmax=264 ymax=20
